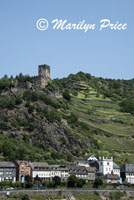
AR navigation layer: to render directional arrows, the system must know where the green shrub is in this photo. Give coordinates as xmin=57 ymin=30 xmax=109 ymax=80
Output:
xmin=0 ymin=76 xmax=15 ymax=90
xmin=15 ymin=95 xmax=23 ymax=105
xmin=68 ymin=113 xmax=78 ymax=124
xmin=62 ymin=89 xmax=71 ymax=100
xmin=23 ymin=91 xmax=39 ymax=101
xmin=76 ymin=179 xmax=86 ymax=188
xmin=21 ymin=194 xmax=30 ymax=200
xmin=0 ymin=96 xmax=15 ymax=109
xmin=108 ymin=192 xmax=124 ymax=200
xmin=47 ymin=110 xmax=61 ymax=122
xmin=67 ymin=175 xmax=78 ymax=188
xmin=28 ymin=105 xmax=34 ymax=113
xmin=16 ymin=73 xmax=32 ymax=83
xmin=0 ymin=122 xmax=10 ymax=130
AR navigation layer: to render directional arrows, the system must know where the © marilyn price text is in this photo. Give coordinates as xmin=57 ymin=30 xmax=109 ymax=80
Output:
xmin=36 ymin=18 xmax=127 ymax=32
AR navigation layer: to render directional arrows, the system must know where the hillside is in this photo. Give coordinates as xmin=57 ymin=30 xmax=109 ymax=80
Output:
xmin=0 ymin=72 xmax=134 ymax=165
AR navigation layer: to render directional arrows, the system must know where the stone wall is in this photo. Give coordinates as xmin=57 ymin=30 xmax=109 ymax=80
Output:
xmin=1 ymin=189 xmax=134 ymax=199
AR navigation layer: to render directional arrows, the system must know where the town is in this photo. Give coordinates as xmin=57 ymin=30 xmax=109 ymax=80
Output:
xmin=0 ymin=155 xmax=133 ymax=186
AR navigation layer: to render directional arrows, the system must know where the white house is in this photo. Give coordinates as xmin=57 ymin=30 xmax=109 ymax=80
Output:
xmin=49 ymin=165 xmax=69 ymax=180
xmin=31 ymin=163 xmax=69 ymax=181
xmin=31 ymin=162 xmax=50 ymax=180
xmin=98 ymin=157 xmax=113 ymax=175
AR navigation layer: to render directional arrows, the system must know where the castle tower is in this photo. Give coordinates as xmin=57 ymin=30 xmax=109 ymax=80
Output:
xmin=98 ymin=157 xmax=113 ymax=175
xmin=38 ymin=64 xmax=50 ymax=78
xmin=38 ymin=64 xmax=50 ymax=88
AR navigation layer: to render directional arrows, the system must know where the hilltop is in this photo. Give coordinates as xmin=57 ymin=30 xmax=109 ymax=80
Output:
xmin=0 ymin=68 xmax=134 ymax=165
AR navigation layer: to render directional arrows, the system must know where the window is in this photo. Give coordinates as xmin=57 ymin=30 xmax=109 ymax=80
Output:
xmin=107 ymin=162 xmax=109 ymax=165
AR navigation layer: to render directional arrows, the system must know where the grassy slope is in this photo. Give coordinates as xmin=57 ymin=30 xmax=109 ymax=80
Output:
xmin=70 ymin=81 xmax=134 ymax=164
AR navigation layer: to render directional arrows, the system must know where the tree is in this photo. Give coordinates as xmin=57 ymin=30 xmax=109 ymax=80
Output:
xmin=62 ymin=89 xmax=71 ymax=100
xmin=93 ymin=178 xmax=103 ymax=188
xmin=76 ymin=179 xmax=86 ymax=188
xmin=68 ymin=113 xmax=78 ymax=124
xmin=53 ymin=176 xmax=61 ymax=187
xmin=67 ymin=175 xmax=78 ymax=188
xmin=119 ymin=98 xmax=134 ymax=115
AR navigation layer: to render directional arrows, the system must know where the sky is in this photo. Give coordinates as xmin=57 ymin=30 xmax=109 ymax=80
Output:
xmin=0 ymin=0 xmax=134 ymax=80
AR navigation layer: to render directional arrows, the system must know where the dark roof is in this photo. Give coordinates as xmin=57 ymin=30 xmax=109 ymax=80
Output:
xmin=31 ymin=164 xmax=68 ymax=171
xmin=67 ymin=165 xmax=87 ymax=175
xmin=30 ymin=162 xmax=48 ymax=169
xmin=49 ymin=165 xmax=67 ymax=170
xmin=0 ymin=162 xmax=16 ymax=168
xmin=86 ymin=167 xmax=97 ymax=173
xmin=74 ymin=160 xmax=88 ymax=164
xmin=121 ymin=164 xmax=134 ymax=172
xmin=113 ymin=162 xmax=120 ymax=169
xmin=103 ymin=173 xmax=120 ymax=180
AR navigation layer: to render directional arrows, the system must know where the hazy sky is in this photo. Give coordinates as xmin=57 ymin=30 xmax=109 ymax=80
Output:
xmin=0 ymin=0 xmax=134 ymax=79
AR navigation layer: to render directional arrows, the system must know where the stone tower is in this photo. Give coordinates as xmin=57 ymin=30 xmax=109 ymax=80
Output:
xmin=38 ymin=64 xmax=50 ymax=88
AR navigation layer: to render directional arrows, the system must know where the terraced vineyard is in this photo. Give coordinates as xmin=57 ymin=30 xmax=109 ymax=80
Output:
xmin=69 ymin=81 xmax=134 ymax=164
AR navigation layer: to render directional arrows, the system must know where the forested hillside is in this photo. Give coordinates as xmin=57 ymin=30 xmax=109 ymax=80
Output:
xmin=0 ymin=72 xmax=134 ymax=165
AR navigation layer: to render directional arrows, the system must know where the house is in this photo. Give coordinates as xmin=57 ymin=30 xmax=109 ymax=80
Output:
xmin=74 ymin=155 xmax=99 ymax=170
xmin=15 ymin=161 xmax=31 ymax=182
xmin=67 ymin=165 xmax=88 ymax=180
xmin=113 ymin=162 xmax=120 ymax=177
xmin=0 ymin=162 xmax=16 ymax=182
xmin=121 ymin=164 xmax=134 ymax=184
xmin=50 ymin=165 xmax=69 ymax=181
xmin=31 ymin=162 xmax=50 ymax=181
xmin=86 ymin=166 xmax=97 ymax=182
xmin=31 ymin=163 xmax=69 ymax=181
xmin=87 ymin=155 xmax=99 ymax=170
xmin=103 ymin=173 xmax=120 ymax=184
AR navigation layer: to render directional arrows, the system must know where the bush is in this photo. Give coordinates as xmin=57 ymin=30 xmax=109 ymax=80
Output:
xmin=93 ymin=178 xmax=103 ymax=188
xmin=23 ymin=91 xmax=39 ymax=101
xmin=0 ymin=122 xmax=10 ymax=130
xmin=15 ymin=95 xmax=23 ymax=105
xmin=119 ymin=98 xmax=134 ymax=115
xmin=68 ymin=113 xmax=78 ymax=124
xmin=62 ymin=89 xmax=71 ymax=100
xmin=21 ymin=194 xmax=30 ymax=200
xmin=28 ymin=105 xmax=34 ymax=113
xmin=53 ymin=176 xmax=61 ymax=187
xmin=108 ymin=192 xmax=124 ymax=200
xmin=16 ymin=73 xmax=32 ymax=83
xmin=76 ymin=179 xmax=86 ymax=188
xmin=0 ymin=96 xmax=15 ymax=109
xmin=47 ymin=110 xmax=61 ymax=122
xmin=0 ymin=76 xmax=15 ymax=90
xmin=67 ymin=175 xmax=78 ymax=188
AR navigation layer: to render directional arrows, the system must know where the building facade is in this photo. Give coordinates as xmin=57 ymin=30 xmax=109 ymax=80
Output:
xmin=0 ymin=162 xmax=16 ymax=182
xmin=31 ymin=163 xmax=69 ymax=181
xmin=121 ymin=164 xmax=134 ymax=184
xmin=15 ymin=161 xmax=31 ymax=182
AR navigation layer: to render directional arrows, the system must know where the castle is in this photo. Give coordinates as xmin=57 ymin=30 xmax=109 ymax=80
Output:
xmin=32 ymin=64 xmax=50 ymax=89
